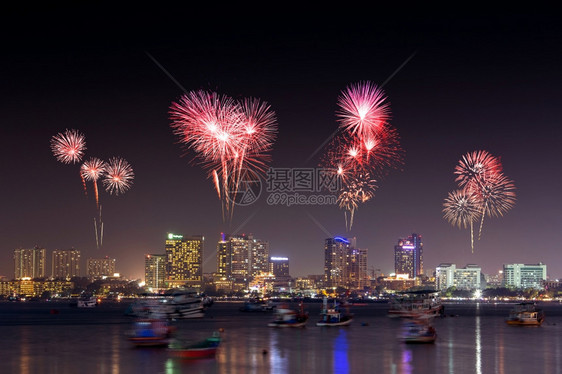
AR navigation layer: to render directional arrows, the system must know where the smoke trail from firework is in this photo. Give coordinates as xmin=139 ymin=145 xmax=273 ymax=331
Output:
xmin=80 ymin=157 xmax=107 ymax=208
xmin=50 ymin=129 xmax=86 ymax=164
xmin=169 ymin=90 xmax=277 ymax=221
xmin=103 ymin=157 xmax=134 ymax=195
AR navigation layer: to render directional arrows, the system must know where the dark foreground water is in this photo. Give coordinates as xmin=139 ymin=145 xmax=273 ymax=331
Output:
xmin=1 ymin=300 xmax=561 ymax=374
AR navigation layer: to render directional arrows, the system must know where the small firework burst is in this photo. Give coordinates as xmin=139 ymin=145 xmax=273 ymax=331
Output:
xmin=50 ymin=129 xmax=86 ymax=164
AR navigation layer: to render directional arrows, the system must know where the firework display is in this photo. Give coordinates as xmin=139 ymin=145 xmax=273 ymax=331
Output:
xmin=443 ymin=150 xmax=516 ymax=252
xmin=51 ymin=130 xmax=134 ymax=248
xmin=169 ymin=90 xmax=278 ymax=220
xmin=103 ymin=157 xmax=135 ymax=196
xmin=50 ymin=129 xmax=86 ymax=164
xmin=321 ymin=81 xmax=403 ymax=230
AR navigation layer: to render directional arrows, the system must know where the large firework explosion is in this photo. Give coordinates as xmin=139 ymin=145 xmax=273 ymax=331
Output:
xmin=443 ymin=150 xmax=516 ymax=252
xmin=169 ymin=90 xmax=278 ymax=221
xmin=321 ymin=81 xmax=403 ymax=230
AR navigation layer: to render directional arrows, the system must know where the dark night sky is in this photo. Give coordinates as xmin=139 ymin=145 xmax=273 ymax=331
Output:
xmin=1 ymin=6 xmax=561 ymax=280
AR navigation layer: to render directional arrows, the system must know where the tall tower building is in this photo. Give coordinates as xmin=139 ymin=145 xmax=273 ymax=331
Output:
xmin=52 ymin=249 xmax=80 ymax=279
xmin=394 ymin=233 xmax=423 ymax=279
xmin=145 ymin=254 xmax=166 ymax=290
xmin=14 ymin=246 xmax=46 ymax=279
xmin=348 ymin=247 xmax=368 ymax=289
xmin=216 ymin=233 xmax=269 ymax=286
xmin=87 ymin=257 xmax=116 ymax=278
xmin=324 ymin=237 xmax=351 ymax=289
xmin=324 ymin=237 xmax=367 ymax=290
xmin=165 ymin=233 xmax=203 ymax=290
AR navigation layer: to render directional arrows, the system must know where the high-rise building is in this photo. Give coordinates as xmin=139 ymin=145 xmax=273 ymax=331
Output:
xmin=216 ymin=233 xmax=269 ymax=287
xmin=435 ymin=263 xmax=456 ymax=290
xmin=144 ymin=254 xmax=166 ymax=290
xmin=165 ymin=233 xmax=203 ymax=289
xmin=87 ymin=257 xmax=116 ymax=278
xmin=348 ymin=247 xmax=368 ymax=289
xmin=394 ymin=233 xmax=423 ymax=279
xmin=324 ymin=236 xmax=367 ymax=290
xmin=14 ymin=246 xmax=46 ymax=279
xmin=503 ymin=263 xmax=547 ymax=290
xmin=270 ymin=257 xmax=290 ymax=279
xmin=52 ymin=249 xmax=80 ymax=279
xmin=324 ymin=237 xmax=350 ymax=289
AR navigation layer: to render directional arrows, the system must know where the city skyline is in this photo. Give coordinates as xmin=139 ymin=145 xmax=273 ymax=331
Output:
xmin=2 ymin=8 xmax=562 ymax=280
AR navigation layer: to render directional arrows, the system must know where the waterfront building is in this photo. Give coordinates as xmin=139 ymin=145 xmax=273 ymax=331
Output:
xmin=165 ymin=233 xmax=203 ymax=290
xmin=503 ymin=263 xmax=547 ymax=290
xmin=270 ymin=256 xmax=291 ymax=290
xmin=436 ymin=263 xmax=482 ymax=290
xmin=87 ymin=257 xmax=116 ymax=279
xmin=435 ymin=263 xmax=456 ymax=290
xmin=324 ymin=236 xmax=367 ymax=290
xmin=14 ymin=246 xmax=46 ymax=279
xmin=144 ymin=254 xmax=166 ymax=291
xmin=454 ymin=264 xmax=481 ymax=290
xmin=394 ymin=233 xmax=423 ymax=279
xmin=52 ymin=249 xmax=80 ymax=279
xmin=216 ymin=233 xmax=269 ymax=289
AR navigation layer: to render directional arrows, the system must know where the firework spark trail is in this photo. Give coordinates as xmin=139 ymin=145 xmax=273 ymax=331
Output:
xmin=103 ymin=157 xmax=134 ymax=195
xmin=50 ymin=129 xmax=86 ymax=164
xmin=169 ymin=90 xmax=277 ymax=221
xmin=337 ymin=173 xmax=377 ymax=231
xmin=444 ymin=150 xmax=516 ymax=250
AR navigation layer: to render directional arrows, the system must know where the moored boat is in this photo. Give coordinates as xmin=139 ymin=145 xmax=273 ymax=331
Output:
xmin=127 ymin=319 xmax=175 ymax=347
xmin=399 ymin=318 xmax=437 ymax=344
xmin=506 ymin=302 xmax=544 ymax=326
xmin=168 ymin=332 xmax=221 ymax=359
xmin=316 ymin=297 xmax=353 ymax=327
xmin=69 ymin=296 xmax=97 ymax=308
xmin=388 ymin=290 xmax=444 ymax=319
xmin=268 ymin=302 xmax=308 ymax=328
xmin=239 ymin=298 xmax=276 ymax=312
xmin=125 ymin=289 xmax=206 ymax=319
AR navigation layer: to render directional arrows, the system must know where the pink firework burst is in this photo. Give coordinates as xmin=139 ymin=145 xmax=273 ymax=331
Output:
xmin=80 ymin=157 xmax=107 ymax=182
xmin=102 ymin=157 xmax=134 ymax=195
xmin=81 ymin=157 xmax=107 ymax=208
xmin=336 ymin=81 xmax=391 ymax=140
xmin=169 ymin=90 xmax=277 ymax=220
xmin=50 ymin=129 xmax=86 ymax=164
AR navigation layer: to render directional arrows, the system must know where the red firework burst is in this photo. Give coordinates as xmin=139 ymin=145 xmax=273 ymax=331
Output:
xmin=103 ymin=157 xmax=134 ymax=195
xmin=50 ymin=129 xmax=86 ymax=164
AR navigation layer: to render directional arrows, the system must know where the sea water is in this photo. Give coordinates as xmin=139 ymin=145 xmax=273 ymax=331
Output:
xmin=0 ymin=300 xmax=561 ymax=374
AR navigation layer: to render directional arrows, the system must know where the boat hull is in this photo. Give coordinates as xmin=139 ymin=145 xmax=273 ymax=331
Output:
xmin=129 ymin=337 xmax=170 ymax=347
xmin=268 ymin=320 xmax=308 ymax=328
xmin=316 ymin=318 xmax=353 ymax=327
xmin=169 ymin=347 xmax=218 ymax=359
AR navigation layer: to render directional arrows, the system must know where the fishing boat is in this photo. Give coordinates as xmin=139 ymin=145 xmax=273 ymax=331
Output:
xmin=388 ymin=290 xmax=444 ymax=319
xmin=239 ymin=298 xmax=276 ymax=312
xmin=168 ymin=332 xmax=221 ymax=359
xmin=268 ymin=302 xmax=308 ymax=328
xmin=399 ymin=318 xmax=437 ymax=344
xmin=506 ymin=302 xmax=545 ymax=326
xmin=127 ymin=319 xmax=175 ymax=347
xmin=316 ymin=297 xmax=353 ymax=327
xmin=69 ymin=296 xmax=97 ymax=308
xmin=125 ymin=289 xmax=206 ymax=319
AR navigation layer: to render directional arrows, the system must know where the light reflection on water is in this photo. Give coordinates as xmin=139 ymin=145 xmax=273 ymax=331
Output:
xmin=2 ymin=302 xmax=562 ymax=374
